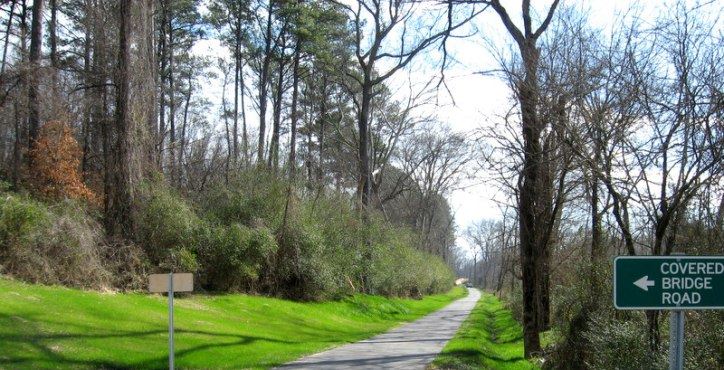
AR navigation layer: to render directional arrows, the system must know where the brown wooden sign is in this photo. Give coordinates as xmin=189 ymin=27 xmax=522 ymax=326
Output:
xmin=149 ymin=273 xmax=194 ymax=293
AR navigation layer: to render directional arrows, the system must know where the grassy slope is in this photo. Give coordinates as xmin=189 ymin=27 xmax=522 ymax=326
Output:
xmin=0 ymin=277 xmax=465 ymax=369
xmin=430 ymin=292 xmax=539 ymax=370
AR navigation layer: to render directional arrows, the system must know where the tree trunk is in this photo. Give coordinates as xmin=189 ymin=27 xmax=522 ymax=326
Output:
xmin=257 ymin=0 xmax=273 ymax=164
xmin=221 ymin=65 xmax=231 ymax=182
xmin=233 ymin=19 xmax=240 ymax=164
xmin=537 ymin=238 xmax=551 ymax=331
xmin=102 ymin=61 xmax=112 ymax=233
xmin=317 ymin=77 xmax=327 ymax=188
xmin=13 ymin=101 xmax=22 ymax=188
xmin=646 ymin=310 xmax=660 ymax=352
xmin=496 ymin=215 xmax=509 ymax=292
xmin=235 ymin=8 xmax=248 ymax=165
xmin=590 ymin=166 xmax=602 ymax=297
xmin=269 ymin=55 xmax=284 ymax=171
xmin=90 ymin=2 xmax=110 ymax=225
xmin=49 ymin=0 xmax=57 ymax=89
xmin=158 ymin=0 xmax=167 ymax=167
xmin=486 ymin=0 xmax=560 ymax=357
xmin=107 ymin=0 xmax=134 ymax=239
xmin=358 ymin=73 xmax=374 ymax=292
xmin=281 ymin=35 xmax=301 ymax=231
xmin=168 ymin=12 xmax=176 ymax=185
xmin=180 ymin=71 xmax=192 ymax=185
xmin=12 ymin=0 xmax=27 ymax=189
xmin=716 ymin=195 xmax=724 ymax=233
xmin=143 ymin=0 xmax=158 ymax=169
xmin=305 ymin=118 xmax=313 ymax=186
xmin=518 ymin=41 xmax=542 ymax=357
xmin=358 ymin=77 xmax=372 ymax=207
xmin=49 ymin=0 xmax=57 ymax=66
xmin=81 ymin=7 xmax=91 ymax=177
xmin=27 ymin=0 xmax=43 ymax=151
xmin=472 ymin=253 xmax=477 ymax=287
xmin=1 ymin=0 xmax=17 ymax=77
xmin=289 ymin=41 xmax=300 ymax=179
xmin=536 ymin=129 xmax=563 ymax=332
xmin=240 ymin=61 xmax=248 ymax=164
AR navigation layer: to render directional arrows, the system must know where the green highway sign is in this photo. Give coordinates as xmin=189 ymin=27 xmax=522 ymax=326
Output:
xmin=614 ymin=256 xmax=724 ymax=310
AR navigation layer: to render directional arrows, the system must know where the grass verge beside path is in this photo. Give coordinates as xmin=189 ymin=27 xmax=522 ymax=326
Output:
xmin=430 ymin=292 xmax=539 ymax=370
xmin=0 ymin=277 xmax=465 ymax=369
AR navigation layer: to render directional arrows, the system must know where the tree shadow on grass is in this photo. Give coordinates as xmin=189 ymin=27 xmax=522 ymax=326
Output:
xmin=0 ymin=312 xmax=317 ymax=369
xmin=494 ymin=335 xmax=524 ymax=344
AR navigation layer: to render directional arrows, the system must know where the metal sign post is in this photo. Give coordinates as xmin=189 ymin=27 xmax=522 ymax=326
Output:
xmin=149 ymin=273 xmax=193 ymax=370
xmin=669 ymin=310 xmax=684 ymax=370
xmin=168 ymin=273 xmax=174 ymax=370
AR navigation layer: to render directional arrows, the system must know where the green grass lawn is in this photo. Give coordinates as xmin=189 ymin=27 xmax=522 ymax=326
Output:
xmin=0 ymin=277 xmax=465 ymax=369
xmin=430 ymin=292 xmax=540 ymax=370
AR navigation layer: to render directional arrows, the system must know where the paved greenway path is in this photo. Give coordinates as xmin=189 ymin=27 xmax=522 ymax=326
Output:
xmin=279 ymin=288 xmax=481 ymax=370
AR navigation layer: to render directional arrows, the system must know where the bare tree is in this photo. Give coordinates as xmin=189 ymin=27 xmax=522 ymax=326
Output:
xmin=401 ymin=125 xmax=473 ymax=252
xmin=330 ymin=0 xmax=478 ymax=209
xmin=462 ymin=0 xmax=560 ymax=357
xmin=562 ymin=1 xmax=723 ymax=351
xmin=466 ymin=219 xmax=496 ymax=289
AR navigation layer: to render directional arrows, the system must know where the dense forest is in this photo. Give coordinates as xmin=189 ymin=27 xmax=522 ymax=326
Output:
xmin=0 ymin=0 xmax=721 ymax=368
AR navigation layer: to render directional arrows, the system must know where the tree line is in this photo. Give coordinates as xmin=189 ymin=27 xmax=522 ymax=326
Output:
xmin=457 ymin=0 xmax=722 ymax=365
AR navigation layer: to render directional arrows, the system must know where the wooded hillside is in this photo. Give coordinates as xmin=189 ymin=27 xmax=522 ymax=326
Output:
xmin=0 ymin=0 xmax=467 ymax=299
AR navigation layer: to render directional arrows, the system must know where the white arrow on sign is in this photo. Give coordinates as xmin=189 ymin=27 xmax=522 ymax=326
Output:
xmin=634 ymin=276 xmax=655 ymax=291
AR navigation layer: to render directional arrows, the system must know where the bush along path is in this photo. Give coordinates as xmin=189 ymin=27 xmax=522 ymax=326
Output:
xmin=0 ymin=278 xmax=465 ymax=369
xmin=280 ymin=288 xmax=481 ymax=369
xmin=430 ymin=292 xmax=540 ymax=370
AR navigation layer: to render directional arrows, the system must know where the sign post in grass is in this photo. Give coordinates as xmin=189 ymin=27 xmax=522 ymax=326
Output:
xmin=149 ymin=273 xmax=193 ymax=370
xmin=613 ymin=255 xmax=724 ymax=370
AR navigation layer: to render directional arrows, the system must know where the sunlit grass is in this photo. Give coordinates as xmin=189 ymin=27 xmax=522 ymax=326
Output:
xmin=0 ymin=277 xmax=465 ymax=369
xmin=431 ymin=292 xmax=539 ymax=370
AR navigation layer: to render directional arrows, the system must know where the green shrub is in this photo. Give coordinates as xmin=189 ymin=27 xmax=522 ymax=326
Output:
xmin=368 ymin=223 xmax=454 ymax=298
xmin=584 ymin=314 xmax=667 ymax=370
xmin=0 ymin=194 xmax=112 ymax=289
xmin=136 ymin=185 xmax=199 ymax=273
xmin=276 ymin=222 xmax=348 ymax=300
xmin=194 ymin=169 xmax=455 ymax=299
xmin=0 ymin=168 xmax=457 ymax=299
xmin=683 ymin=310 xmax=724 ymax=369
xmin=0 ymin=193 xmax=48 ymax=245
xmin=300 ymin=194 xmax=363 ymax=295
xmin=545 ymin=261 xmax=619 ymax=368
xmin=197 ymin=223 xmax=277 ymax=292
xmin=425 ymin=256 xmax=456 ymax=294
xmin=503 ymin=284 xmax=524 ymax=323
xmin=200 ymin=170 xmax=287 ymax=228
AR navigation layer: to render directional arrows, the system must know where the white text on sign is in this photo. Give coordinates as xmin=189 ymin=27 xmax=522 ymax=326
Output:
xmin=659 ymin=262 xmax=722 ymax=305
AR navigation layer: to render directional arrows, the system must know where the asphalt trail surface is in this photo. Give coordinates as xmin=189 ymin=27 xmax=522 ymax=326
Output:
xmin=279 ymin=288 xmax=481 ymax=370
